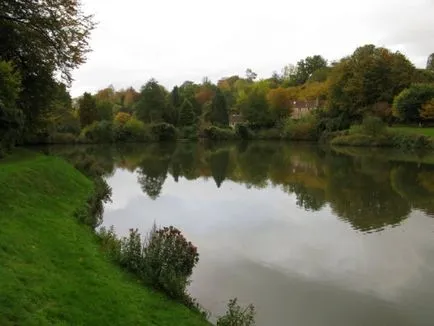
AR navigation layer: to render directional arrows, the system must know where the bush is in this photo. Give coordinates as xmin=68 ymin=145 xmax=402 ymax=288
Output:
xmin=98 ymin=224 xmax=199 ymax=302
xmin=283 ymin=114 xmax=318 ymax=140
xmin=114 ymin=118 xmax=152 ymax=142
xmin=114 ymin=112 xmax=132 ymax=125
xmin=79 ymin=120 xmax=114 ymax=143
xmin=359 ymin=116 xmax=386 ymax=136
xmin=216 ymin=298 xmax=256 ymax=326
xmin=391 ymin=133 xmax=434 ymax=150
xmin=150 ymin=122 xmax=177 ymax=141
xmin=203 ymin=126 xmax=237 ymax=140
xmin=331 ymin=134 xmax=392 ymax=147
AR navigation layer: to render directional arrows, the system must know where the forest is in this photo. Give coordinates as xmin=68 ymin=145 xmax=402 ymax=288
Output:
xmin=1 ymin=0 xmax=434 ymax=155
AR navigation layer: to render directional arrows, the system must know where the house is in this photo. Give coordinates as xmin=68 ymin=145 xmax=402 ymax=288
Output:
xmin=229 ymin=114 xmax=244 ymax=128
xmin=291 ymin=99 xmax=324 ymax=119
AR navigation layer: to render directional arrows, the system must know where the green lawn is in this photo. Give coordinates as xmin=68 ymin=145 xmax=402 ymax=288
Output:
xmin=0 ymin=150 xmax=209 ymax=326
xmin=388 ymin=126 xmax=434 ymax=137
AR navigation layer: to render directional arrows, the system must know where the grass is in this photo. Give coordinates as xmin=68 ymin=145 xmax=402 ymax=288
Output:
xmin=0 ymin=150 xmax=209 ymax=326
xmin=388 ymin=126 xmax=434 ymax=137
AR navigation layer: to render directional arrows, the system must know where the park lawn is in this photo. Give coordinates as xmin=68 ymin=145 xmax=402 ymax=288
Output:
xmin=388 ymin=126 xmax=434 ymax=137
xmin=0 ymin=150 xmax=209 ymax=326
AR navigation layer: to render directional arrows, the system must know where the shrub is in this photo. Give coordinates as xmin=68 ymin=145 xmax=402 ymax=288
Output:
xmin=98 ymin=224 xmax=199 ymax=302
xmin=150 ymin=122 xmax=177 ymax=141
xmin=203 ymin=126 xmax=237 ymax=140
xmin=79 ymin=120 xmax=114 ymax=143
xmin=331 ymin=134 xmax=391 ymax=147
xmin=114 ymin=112 xmax=132 ymax=125
xmin=283 ymin=114 xmax=318 ymax=140
xmin=216 ymin=298 xmax=256 ymax=326
xmin=391 ymin=133 xmax=433 ymax=150
xmin=359 ymin=116 xmax=386 ymax=136
xmin=115 ymin=118 xmax=152 ymax=142
xmin=141 ymin=226 xmax=199 ymax=299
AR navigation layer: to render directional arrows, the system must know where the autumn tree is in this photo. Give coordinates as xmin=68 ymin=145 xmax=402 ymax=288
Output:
xmin=78 ymin=92 xmax=98 ymax=127
xmin=420 ymin=99 xmax=434 ymax=121
xmin=241 ymin=83 xmax=273 ymax=128
xmin=267 ymin=87 xmax=292 ymax=122
xmin=0 ymin=0 xmax=95 ymax=133
xmin=136 ymin=79 xmax=168 ymax=123
xmin=393 ymin=84 xmax=434 ymax=123
xmin=328 ymin=44 xmax=415 ymax=123
xmin=210 ymin=89 xmax=229 ymax=127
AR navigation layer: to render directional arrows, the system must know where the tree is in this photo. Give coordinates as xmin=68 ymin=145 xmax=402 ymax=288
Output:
xmin=96 ymin=100 xmax=113 ymax=121
xmin=78 ymin=92 xmax=98 ymax=127
xmin=393 ymin=84 xmax=434 ymax=123
xmin=0 ymin=0 xmax=95 ymax=134
xmin=210 ymin=89 xmax=229 ymax=127
xmin=294 ymin=55 xmax=328 ymax=85
xmin=420 ymin=99 xmax=434 ymax=121
xmin=245 ymin=68 xmax=257 ymax=81
xmin=166 ymin=86 xmax=182 ymax=125
xmin=136 ymin=79 xmax=168 ymax=123
xmin=179 ymin=99 xmax=196 ymax=127
xmin=0 ymin=60 xmax=22 ymax=154
xmin=241 ymin=83 xmax=273 ymax=128
xmin=328 ymin=44 xmax=416 ymax=123
xmin=427 ymin=53 xmax=434 ymax=71
xmin=267 ymin=87 xmax=292 ymax=122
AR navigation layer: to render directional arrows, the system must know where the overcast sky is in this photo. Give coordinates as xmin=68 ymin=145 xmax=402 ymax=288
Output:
xmin=70 ymin=0 xmax=434 ymax=96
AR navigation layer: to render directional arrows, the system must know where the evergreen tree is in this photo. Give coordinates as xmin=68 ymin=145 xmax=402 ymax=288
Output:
xmin=136 ymin=79 xmax=168 ymax=123
xmin=179 ymin=99 xmax=196 ymax=126
xmin=210 ymin=88 xmax=229 ymax=127
xmin=78 ymin=92 xmax=97 ymax=127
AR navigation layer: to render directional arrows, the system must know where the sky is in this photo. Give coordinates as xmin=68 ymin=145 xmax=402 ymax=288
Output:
xmin=70 ymin=0 xmax=434 ymax=97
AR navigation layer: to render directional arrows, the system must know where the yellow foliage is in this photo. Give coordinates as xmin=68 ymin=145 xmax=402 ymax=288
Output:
xmin=420 ymin=99 xmax=434 ymax=120
xmin=114 ymin=112 xmax=131 ymax=125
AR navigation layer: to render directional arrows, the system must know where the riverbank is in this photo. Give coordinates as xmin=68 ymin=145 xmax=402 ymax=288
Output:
xmin=0 ymin=150 xmax=209 ymax=325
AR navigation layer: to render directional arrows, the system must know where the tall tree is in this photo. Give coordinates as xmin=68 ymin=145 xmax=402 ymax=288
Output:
xmin=393 ymin=84 xmax=434 ymax=123
xmin=0 ymin=0 xmax=95 ymax=133
xmin=245 ymin=68 xmax=257 ymax=82
xmin=328 ymin=44 xmax=416 ymax=123
xmin=0 ymin=60 xmax=22 ymax=154
xmin=78 ymin=92 xmax=97 ymax=127
xmin=179 ymin=99 xmax=196 ymax=127
xmin=210 ymin=89 xmax=229 ymax=127
xmin=267 ymin=87 xmax=292 ymax=122
xmin=427 ymin=53 xmax=434 ymax=71
xmin=136 ymin=79 xmax=168 ymax=123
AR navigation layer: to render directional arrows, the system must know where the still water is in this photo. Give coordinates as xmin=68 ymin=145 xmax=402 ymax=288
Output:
xmin=55 ymin=142 xmax=434 ymax=325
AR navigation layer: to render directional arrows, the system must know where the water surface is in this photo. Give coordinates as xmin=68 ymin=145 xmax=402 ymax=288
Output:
xmin=50 ymin=142 xmax=434 ymax=325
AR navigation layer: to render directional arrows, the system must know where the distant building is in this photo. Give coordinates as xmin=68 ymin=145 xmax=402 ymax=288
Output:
xmin=291 ymin=99 xmax=324 ymax=119
xmin=229 ymin=114 xmax=244 ymax=128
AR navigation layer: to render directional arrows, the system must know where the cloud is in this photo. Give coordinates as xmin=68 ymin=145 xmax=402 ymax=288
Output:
xmin=71 ymin=0 xmax=434 ymax=96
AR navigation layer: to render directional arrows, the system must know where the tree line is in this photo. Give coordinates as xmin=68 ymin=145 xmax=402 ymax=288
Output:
xmin=1 ymin=0 xmax=434 ymax=154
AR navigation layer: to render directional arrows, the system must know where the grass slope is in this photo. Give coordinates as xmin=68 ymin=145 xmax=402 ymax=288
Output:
xmin=0 ymin=150 xmax=209 ymax=326
xmin=388 ymin=126 xmax=434 ymax=137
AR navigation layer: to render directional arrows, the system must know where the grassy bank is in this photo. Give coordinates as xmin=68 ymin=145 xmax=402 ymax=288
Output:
xmin=0 ymin=150 xmax=209 ymax=326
